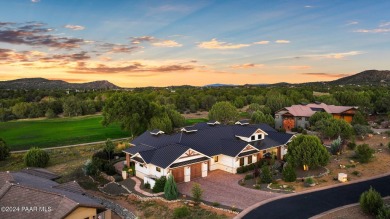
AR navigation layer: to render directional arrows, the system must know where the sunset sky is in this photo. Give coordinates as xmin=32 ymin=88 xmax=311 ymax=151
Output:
xmin=0 ymin=0 xmax=389 ymax=87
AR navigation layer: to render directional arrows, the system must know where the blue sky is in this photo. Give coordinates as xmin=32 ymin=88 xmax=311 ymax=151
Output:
xmin=0 ymin=0 xmax=389 ymax=87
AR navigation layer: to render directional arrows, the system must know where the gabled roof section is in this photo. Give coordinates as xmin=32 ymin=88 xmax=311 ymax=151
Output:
xmin=283 ymin=103 xmax=357 ymax=117
xmin=20 ymin=167 xmax=60 ymax=180
xmin=136 ymin=144 xmax=190 ymax=169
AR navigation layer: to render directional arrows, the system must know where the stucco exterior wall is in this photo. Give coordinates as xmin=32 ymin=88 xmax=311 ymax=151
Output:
xmin=210 ymin=154 xmax=236 ymax=173
xmin=65 ymin=207 xmax=97 ymax=219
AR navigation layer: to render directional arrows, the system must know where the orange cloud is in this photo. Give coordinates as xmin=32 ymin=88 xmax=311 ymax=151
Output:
xmin=198 ymin=38 xmax=250 ymax=49
xmin=230 ymin=63 xmax=264 ymax=69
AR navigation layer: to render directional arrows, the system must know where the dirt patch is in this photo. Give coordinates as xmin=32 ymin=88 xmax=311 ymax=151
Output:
xmin=282 ymin=134 xmax=390 ymax=192
xmin=317 ymin=197 xmax=390 ymax=219
xmin=182 ymin=111 xmax=209 ymax=119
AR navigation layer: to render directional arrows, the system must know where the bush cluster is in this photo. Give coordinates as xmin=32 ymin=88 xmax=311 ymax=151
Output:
xmin=152 ymin=176 xmax=166 ymax=193
xmin=360 ymin=187 xmax=384 ymax=216
xmin=282 ymin=164 xmax=297 ymax=182
xmin=355 ymin=144 xmax=375 ymax=163
xmin=260 ymin=165 xmax=272 ymax=183
xmin=24 ymin=147 xmax=50 ymax=167
xmin=236 ymin=160 xmax=266 ymax=174
xmin=173 ymin=206 xmax=190 ymax=218
xmin=0 ymin=138 xmax=10 ymax=161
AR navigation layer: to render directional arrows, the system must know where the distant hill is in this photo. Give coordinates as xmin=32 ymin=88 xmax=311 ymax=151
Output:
xmin=204 ymin=83 xmax=236 ymax=87
xmin=0 ymin=78 xmax=121 ymax=90
xmin=330 ymin=70 xmax=390 ymax=85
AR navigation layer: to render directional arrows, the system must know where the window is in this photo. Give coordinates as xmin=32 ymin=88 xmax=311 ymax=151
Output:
xmin=251 ymin=136 xmax=255 ymax=141
xmin=240 ymin=157 xmax=245 ymax=166
xmin=139 ymin=163 xmax=143 ymax=168
xmin=156 ymin=167 xmax=161 ymax=172
xmin=298 ymin=117 xmax=302 ymax=120
xmin=214 ymin=156 xmax=219 ymax=162
xmin=248 ymin=156 xmax=252 ymax=164
xmin=257 ymin=134 xmax=261 ymax=139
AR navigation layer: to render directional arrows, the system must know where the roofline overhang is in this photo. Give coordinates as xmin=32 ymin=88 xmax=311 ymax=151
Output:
xmin=166 ymin=148 xmax=211 ymax=169
xmin=234 ymin=144 xmax=260 ymax=157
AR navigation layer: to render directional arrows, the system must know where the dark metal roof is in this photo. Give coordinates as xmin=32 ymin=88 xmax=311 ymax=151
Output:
xmin=237 ymin=150 xmax=259 ymax=158
xmin=169 ymin=157 xmax=209 ymax=168
xmin=125 ymin=122 xmax=294 ymax=167
xmin=132 ymin=156 xmax=145 ymax=163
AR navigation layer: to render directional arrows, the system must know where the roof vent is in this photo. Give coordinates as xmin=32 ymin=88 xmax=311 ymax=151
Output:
xmin=235 ymin=119 xmax=250 ymax=126
xmin=315 ymin=101 xmax=321 ymax=104
xmin=181 ymin=126 xmax=198 ymax=133
xmin=150 ymin=129 xmax=164 ymax=135
xmin=300 ymin=102 xmax=308 ymax=106
xmin=207 ymin=120 xmax=220 ymax=125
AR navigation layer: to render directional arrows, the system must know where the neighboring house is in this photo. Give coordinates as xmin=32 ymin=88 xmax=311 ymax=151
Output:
xmin=0 ymin=168 xmax=110 ymax=219
xmin=275 ymin=102 xmax=358 ymax=131
xmin=123 ymin=122 xmax=294 ymax=186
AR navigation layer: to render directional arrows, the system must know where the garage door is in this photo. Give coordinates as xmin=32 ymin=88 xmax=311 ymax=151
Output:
xmin=190 ymin=163 xmax=202 ymax=179
xmin=171 ymin=167 xmax=184 ymax=183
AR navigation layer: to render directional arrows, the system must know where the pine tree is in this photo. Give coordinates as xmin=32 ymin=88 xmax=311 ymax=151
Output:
xmin=164 ymin=174 xmax=178 ymax=200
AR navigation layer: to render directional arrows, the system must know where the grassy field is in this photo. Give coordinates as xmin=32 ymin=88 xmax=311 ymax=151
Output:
xmin=185 ymin=118 xmax=208 ymax=125
xmin=0 ymin=115 xmax=129 ymax=151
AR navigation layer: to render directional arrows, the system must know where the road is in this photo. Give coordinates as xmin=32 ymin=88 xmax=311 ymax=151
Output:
xmin=241 ymin=175 xmax=390 ymax=219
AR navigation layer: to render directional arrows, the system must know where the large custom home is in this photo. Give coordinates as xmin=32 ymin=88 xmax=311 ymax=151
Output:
xmin=0 ymin=168 xmax=110 ymax=219
xmin=124 ymin=121 xmax=294 ymax=185
xmin=275 ymin=102 xmax=358 ymax=131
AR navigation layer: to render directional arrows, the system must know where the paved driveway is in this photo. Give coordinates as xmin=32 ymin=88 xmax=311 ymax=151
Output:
xmin=177 ymin=170 xmax=281 ymax=210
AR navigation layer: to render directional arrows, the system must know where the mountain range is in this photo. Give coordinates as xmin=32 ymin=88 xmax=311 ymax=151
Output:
xmin=0 ymin=70 xmax=388 ymax=89
xmin=0 ymin=78 xmax=120 ymax=90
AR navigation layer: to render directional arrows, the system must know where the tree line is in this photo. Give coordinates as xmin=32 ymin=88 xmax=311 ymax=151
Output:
xmin=1 ymin=84 xmax=389 ymax=122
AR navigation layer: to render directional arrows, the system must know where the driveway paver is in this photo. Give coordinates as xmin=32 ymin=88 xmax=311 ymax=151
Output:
xmin=177 ymin=170 xmax=281 ymax=210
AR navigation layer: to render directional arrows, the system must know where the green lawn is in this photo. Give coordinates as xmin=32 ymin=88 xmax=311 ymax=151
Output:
xmin=0 ymin=115 xmax=129 ymax=151
xmin=185 ymin=118 xmax=208 ymax=125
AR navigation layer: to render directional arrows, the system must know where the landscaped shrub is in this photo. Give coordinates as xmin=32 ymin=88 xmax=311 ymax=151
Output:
xmin=244 ymin=174 xmax=253 ymax=180
xmin=212 ymin=202 xmax=220 ymax=207
xmin=92 ymin=156 xmax=108 ymax=171
xmin=304 ymin=177 xmax=315 ymax=186
xmin=191 ymin=183 xmax=203 ymax=204
xmin=82 ymin=159 xmax=99 ymax=176
xmin=24 ymin=147 xmax=50 ymax=167
xmin=377 ymin=206 xmax=390 ymax=219
xmin=348 ymin=142 xmax=357 ymax=150
xmin=152 ymin=176 xmax=167 ymax=193
xmin=260 ymin=165 xmax=272 ymax=183
xmin=360 ymin=187 xmax=383 ymax=216
xmin=173 ymin=206 xmax=190 ymax=218
xmin=144 ymin=182 xmax=151 ymax=189
xmin=253 ymin=165 xmax=260 ymax=178
xmin=0 ymin=138 xmax=10 ymax=161
xmin=330 ymin=136 xmax=342 ymax=155
xmin=92 ymin=150 xmax=109 ymax=160
xmin=355 ymin=144 xmax=375 ymax=163
xmin=164 ymin=174 xmax=178 ymax=200
xmin=103 ymin=163 xmax=117 ymax=176
xmin=282 ymin=164 xmax=296 ymax=182
xmin=291 ymin=127 xmax=298 ymax=132
xmin=302 ymin=129 xmax=308 ymax=135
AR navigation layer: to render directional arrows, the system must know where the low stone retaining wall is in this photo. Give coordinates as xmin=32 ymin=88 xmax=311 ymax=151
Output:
xmin=128 ymin=193 xmax=239 ymax=215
